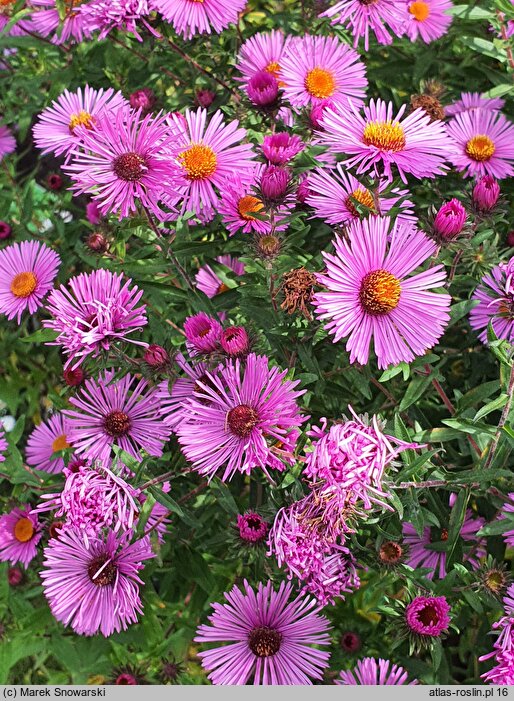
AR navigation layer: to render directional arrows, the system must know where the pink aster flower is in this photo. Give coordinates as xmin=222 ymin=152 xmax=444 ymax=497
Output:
xmin=336 ymin=657 xmax=418 ymax=685
xmin=30 ymin=0 xmax=92 ymax=44
xmin=318 ymin=98 xmax=453 ymax=182
xmin=43 ymin=269 xmax=148 ymax=369
xmin=0 ymin=425 xmax=7 ymax=462
xmin=319 ymin=0 xmax=408 ymax=51
xmin=445 ymin=92 xmax=506 ymax=117
xmin=433 ymin=198 xmax=467 ymax=240
xmin=0 ymin=506 xmax=42 ymax=568
xmin=472 ymin=175 xmax=501 ymax=212
xmin=305 ymin=164 xmax=416 ymax=226
xmin=313 ymin=216 xmax=451 ymax=369
xmin=299 ymin=547 xmax=360 ymax=607
xmin=64 ymin=106 xmax=184 ymax=220
xmin=41 ymin=527 xmax=154 ymax=637
xmin=247 ymin=71 xmax=279 ymax=107
xmin=0 ymin=124 xmax=15 ymax=160
xmin=237 ymin=512 xmax=269 ymax=544
xmin=480 ymin=586 xmax=514 ymax=684
xmin=194 ymin=579 xmax=331 ymax=685
xmin=279 ymin=35 xmax=367 ymax=111
xmin=25 ymin=413 xmax=73 ymax=475
xmin=64 ymin=370 xmax=171 ymax=464
xmin=157 ymin=354 xmax=213 ymax=432
xmin=168 ymin=108 xmax=255 ymax=222
xmin=447 ymin=109 xmax=514 ymax=180
xmin=236 ymin=30 xmax=291 ymax=84
xmin=0 ymin=240 xmax=60 ymax=323
xmin=176 ymin=353 xmax=305 ymax=482
xmin=261 ymin=133 xmax=304 ymax=165
xmin=154 ymin=0 xmax=246 ymax=38
xmin=184 ymin=312 xmax=222 ymax=354
xmin=500 ymin=494 xmax=514 ymax=548
xmin=195 ymin=255 xmax=245 ymax=298
xmin=33 ymin=85 xmax=127 ymax=159
xmin=405 ymin=595 xmax=451 ymax=637
xmin=78 ymin=0 xmax=158 ymax=41
xmin=405 ymin=0 xmax=453 ymax=43
xmin=469 ymin=257 xmax=514 ymax=344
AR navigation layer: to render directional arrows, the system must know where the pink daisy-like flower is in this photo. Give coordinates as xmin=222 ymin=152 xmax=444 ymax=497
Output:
xmin=446 ymin=109 xmax=514 ymax=179
xmin=0 ymin=240 xmax=60 ymax=323
xmin=78 ymin=0 xmax=158 ymax=41
xmin=261 ymin=133 xmax=304 ymax=165
xmin=469 ymin=257 xmax=514 ymax=344
xmin=405 ymin=0 xmax=453 ymax=43
xmin=480 ymin=586 xmax=514 ymax=684
xmin=236 ymin=30 xmax=291 ymax=84
xmin=33 ymin=85 xmax=127 ymax=159
xmin=43 ymin=269 xmax=148 ymax=369
xmin=405 ymin=595 xmax=451 ymax=637
xmin=0 ymin=425 xmax=7 ymax=462
xmin=318 ymin=98 xmax=454 ymax=182
xmin=25 ymin=413 xmax=73 ymax=475
xmin=64 ymin=370 xmax=171 ymax=464
xmin=336 ymin=657 xmax=418 ymax=685
xmin=40 ymin=527 xmax=154 ymax=637
xmin=168 ymin=108 xmax=255 ymax=222
xmin=194 ymin=579 xmax=331 ymax=685
xmin=64 ymin=106 xmax=184 ymax=220
xmin=176 ymin=353 xmax=305 ymax=481
xmin=154 ymin=0 xmax=246 ymax=39
xmin=184 ymin=312 xmax=222 ymax=354
xmin=0 ymin=506 xmax=42 ymax=568
xmin=0 ymin=124 xmax=15 ymax=160
xmin=305 ymin=164 xmax=416 ymax=226
xmin=30 ymin=0 xmax=92 ymax=44
xmin=157 ymin=353 xmax=213 ymax=432
xmin=313 ymin=216 xmax=451 ymax=369
xmin=237 ymin=512 xmax=269 ymax=544
xmin=445 ymin=92 xmax=506 ymax=117
xmin=195 ymin=255 xmax=245 ymax=299
xmin=319 ymin=0 xmax=408 ymax=51
xmin=279 ymin=35 xmax=367 ymax=111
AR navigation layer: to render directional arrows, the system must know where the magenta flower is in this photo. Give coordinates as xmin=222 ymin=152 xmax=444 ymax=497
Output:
xmin=30 ymin=0 xmax=91 ymax=44
xmin=279 ymin=35 xmax=367 ymax=111
xmin=236 ymin=30 xmax=291 ymax=84
xmin=405 ymin=596 xmax=451 ymax=637
xmin=221 ymin=326 xmax=250 ymax=357
xmin=262 ymin=133 xmax=304 ymax=165
xmin=144 ymin=345 xmax=169 ymax=368
xmin=41 ymin=527 xmax=154 ymax=637
xmin=64 ymin=106 xmax=184 ymax=220
xmin=336 ymin=657 xmax=418 ymax=685
xmin=0 ymin=506 xmax=42 ymax=568
xmin=154 ymin=0 xmax=246 ymax=39
xmin=319 ymin=0 xmax=408 ymax=51
xmin=0 ymin=240 xmax=60 ymax=323
xmin=237 ymin=512 xmax=269 ymax=544
xmin=86 ymin=200 xmax=103 ymax=225
xmin=157 ymin=354 xmax=213 ymax=433
xmin=469 ymin=257 xmax=514 ymax=344
xmin=0 ymin=425 xmax=7 ymax=462
xmin=260 ymin=165 xmax=289 ymax=202
xmin=305 ymin=164 xmax=416 ymax=226
xmin=168 ymin=108 xmax=255 ymax=222
xmin=318 ymin=98 xmax=453 ymax=182
xmin=129 ymin=88 xmax=156 ymax=113
xmin=176 ymin=353 xmax=305 ymax=481
xmin=313 ymin=216 xmax=451 ymax=369
xmin=195 ymin=255 xmax=245 ymax=298
xmin=64 ymin=370 xmax=171 ymax=463
xmin=33 ymin=85 xmax=127 ymax=159
xmin=247 ymin=71 xmax=279 ymax=107
xmin=195 ymin=580 xmax=331 ymax=685
xmin=446 ymin=109 xmax=514 ymax=179
xmin=433 ymin=198 xmax=467 ymax=240
xmin=0 ymin=124 xmax=15 ymax=160
xmin=299 ymin=547 xmax=360 ymax=607
xmin=480 ymin=586 xmax=514 ymax=684
xmin=184 ymin=312 xmax=222 ymax=353
xmin=473 ymin=175 xmax=501 ymax=212
xmin=445 ymin=92 xmax=506 ymax=117
xmin=26 ymin=413 xmax=73 ymax=475
xmin=78 ymin=0 xmax=157 ymax=41
xmin=43 ymin=269 xmax=148 ymax=369
xmin=405 ymin=0 xmax=453 ymax=43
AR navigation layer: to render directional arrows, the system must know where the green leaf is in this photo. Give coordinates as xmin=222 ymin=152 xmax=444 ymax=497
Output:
xmin=474 ymin=394 xmax=508 ymax=423
xmin=20 ymin=328 xmax=59 ymax=344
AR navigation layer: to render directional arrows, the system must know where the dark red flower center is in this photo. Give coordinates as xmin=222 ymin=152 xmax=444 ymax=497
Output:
xmin=248 ymin=626 xmax=282 ymax=657
xmin=379 ymin=540 xmax=403 ymax=564
xmin=417 ymin=604 xmax=439 ymax=627
xmin=103 ymin=411 xmax=131 ymax=437
xmin=227 ymin=405 xmax=259 ymax=437
xmin=115 ymin=674 xmax=137 ymax=685
xmin=113 ymin=152 xmax=147 ymax=182
xmin=246 ymin=516 xmax=264 ymax=531
xmin=87 ymin=555 xmax=117 ymax=587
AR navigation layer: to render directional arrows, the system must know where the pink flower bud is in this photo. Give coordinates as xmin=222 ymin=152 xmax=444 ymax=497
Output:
xmin=262 ymin=133 xmax=304 ymax=165
xmin=8 ymin=567 xmax=23 ymax=586
xmin=220 ymin=326 xmax=250 ymax=357
xmin=507 ymin=231 xmax=514 ymax=248
xmin=144 ymin=344 xmax=169 ymax=367
xmin=86 ymin=231 xmax=108 ymax=254
xmin=184 ymin=312 xmax=222 ymax=353
xmin=472 ymin=175 xmax=500 ymax=212
xmin=310 ymin=99 xmax=335 ymax=129
xmin=433 ymin=198 xmax=466 ymax=240
xmin=260 ymin=165 xmax=289 ymax=202
xmin=129 ymin=88 xmax=156 ymax=113
xmin=63 ymin=367 xmax=85 ymax=387
xmin=296 ymin=175 xmax=311 ymax=204
xmin=247 ymin=71 xmax=279 ymax=107
xmin=196 ymin=89 xmax=215 ymax=108
xmin=0 ymin=221 xmax=12 ymax=240
xmin=47 ymin=173 xmax=63 ymax=191
xmin=86 ymin=201 xmax=102 ymax=225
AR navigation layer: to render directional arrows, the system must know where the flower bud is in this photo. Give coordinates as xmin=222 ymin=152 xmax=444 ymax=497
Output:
xmin=508 ymin=231 xmax=514 ymax=248
xmin=184 ymin=312 xmax=222 ymax=353
xmin=63 ymin=367 xmax=85 ymax=387
xmin=0 ymin=221 xmax=12 ymax=240
xmin=309 ymin=98 xmax=335 ymax=129
xmin=196 ymin=89 xmax=215 ymax=108
xmin=86 ymin=231 xmax=108 ymax=254
xmin=47 ymin=173 xmax=63 ymax=191
xmin=262 ymin=133 xmax=304 ymax=165
xmin=433 ymin=198 xmax=466 ymax=240
xmin=86 ymin=201 xmax=102 ymax=225
xmin=247 ymin=71 xmax=279 ymax=107
xmin=129 ymin=87 xmax=156 ymax=113
xmin=220 ymin=326 xmax=250 ymax=357
xmin=255 ymin=234 xmax=281 ymax=259
xmin=340 ymin=631 xmax=361 ymax=653
xmin=144 ymin=344 xmax=169 ymax=367
xmin=296 ymin=175 xmax=311 ymax=204
xmin=8 ymin=567 xmax=23 ymax=587
xmin=473 ymin=175 xmax=500 ymax=212
xmin=260 ymin=165 xmax=289 ymax=202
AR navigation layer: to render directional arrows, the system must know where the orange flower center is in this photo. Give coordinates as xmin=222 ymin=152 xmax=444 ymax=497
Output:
xmin=305 ymin=67 xmax=336 ymax=99
xmin=180 ymin=144 xmax=217 ymax=181
xmin=14 ymin=517 xmax=34 ymax=543
xmin=10 ymin=271 xmax=37 ymax=298
xmin=363 ymin=121 xmax=406 ymax=152
xmin=52 ymin=434 xmax=70 ymax=452
xmin=265 ymin=61 xmax=281 ymax=79
xmin=359 ymin=269 xmax=401 ymax=315
xmin=465 ymin=135 xmax=495 ymax=162
xmin=217 ymin=283 xmax=230 ymax=294
xmin=346 ymin=188 xmax=376 ymax=216
xmin=409 ymin=1 xmax=430 ymax=21
xmin=69 ymin=110 xmax=95 ymax=133
xmin=237 ymin=195 xmax=264 ymax=221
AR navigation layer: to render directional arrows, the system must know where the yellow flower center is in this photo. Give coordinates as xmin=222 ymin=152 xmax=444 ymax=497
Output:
xmin=180 ymin=144 xmax=217 ymax=181
xmin=52 ymin=434 xmax=70 ymax=452
xmin=10 ymin=271 xmax=37 ymax=298
xmin=465 ymin=135 xmax=496 ymax=162
xmin=363 ymin=121 xmax=406 ymax=152
xmin=237 ymin=195 xmax=264 ymax=221
xmin=0 ymin=0 xmax=14 ymax=15
xmin=305 ymin=67 xmax=336 ymax=99
xmin=409 ymin=1 xmax=430 ymax=21
xmin=359 ymin=269 xmax=401 ymax=316
xmin=69 ymin=110 xmax=95 ymax=133
xmin=14 ymin=517 xmax=34 ymax=543
xmin=265 ymin=61 xmax=281 ymax=79
xmin=346 ymin=188 xmax=376 ymax=216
